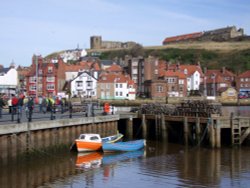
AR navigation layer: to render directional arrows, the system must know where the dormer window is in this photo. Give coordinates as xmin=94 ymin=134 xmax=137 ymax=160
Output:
xmin=102 ymin=77 xmax=106 ymax=80
xmin=184 ymin=69 xmax=188 ymax=74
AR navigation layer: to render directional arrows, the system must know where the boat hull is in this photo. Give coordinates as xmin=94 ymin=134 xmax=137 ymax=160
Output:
xmin=102 ymin=139 xmax=146 ymax=152
xmin=75 ymin=140 xmax=102 ymax=152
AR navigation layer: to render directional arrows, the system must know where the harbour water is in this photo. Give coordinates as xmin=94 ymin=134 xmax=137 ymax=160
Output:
xmin=0 ymin=106 xmax=250 ymax=188
xmin=1 ymin=141 xmax=250 ymax=188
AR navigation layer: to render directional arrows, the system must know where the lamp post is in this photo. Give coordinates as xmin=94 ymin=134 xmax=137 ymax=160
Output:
xmin=35 ymin=55 xmax=38 ymax=99
xmin=204 ymin=76 xmax=207 ymax=97
xmin=213 ymin=74 xmax=216 ymax=97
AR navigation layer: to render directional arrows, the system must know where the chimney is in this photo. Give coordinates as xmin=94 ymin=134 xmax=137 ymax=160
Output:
xmin=204 ymin=67 xmax=207 ymax=74
xmin=222 ymin=67 xmax=226 ymax=74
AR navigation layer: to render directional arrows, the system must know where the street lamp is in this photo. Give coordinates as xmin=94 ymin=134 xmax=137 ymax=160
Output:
xmin=213 ymin=73 xmax=216 ymax=97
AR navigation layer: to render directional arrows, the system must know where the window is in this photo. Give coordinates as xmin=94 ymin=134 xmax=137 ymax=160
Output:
xmin=132 ymin=69 xmax=137 ymax=74
xmin=29 ymin=77 xmax=36 ymax=83
xmin=39 ymin=69 xmax=43 ymax=74
xmin=90 ymin=136 xmax=99 ymax=141
xmin=241 ymin=78 xmax=244 ymax=82
xmin=168 ymin=78 xmax=176 ymax=83
xmin=48 ymin=66 xmax=53 ymax=73
xmin=116 ymin=83 xmax=119 ymax=88
xmin=120 ymin=92 xmax=122 ymax=96
xmin=106 ymin=84 xmax=110 ymax=89
xmin=101 ymin=84 xmax=105 ymax=89
xmin=29 ymin=85 xmax=36 ymax=91
xmin=76 ymin=81 xmax=83 ymax=87
xmin=156 ymin=85 xmax=163 ymax=92
xmin=179 ymin=79 xmax=184 ymax=84
xmin=179 ymin=86 xmax=183 ymax=92
xmin=119 ymin=84 xmax=122 ymax=88
xmin=46 ymin=76 xmax=55 ymax=82
xmin=116 ymin=91 xmax=119 ymax=96
xmin=47 ymin=84 xmax=55 ymax=90
xmin=245 ymin=78 xmax=249 ymax=82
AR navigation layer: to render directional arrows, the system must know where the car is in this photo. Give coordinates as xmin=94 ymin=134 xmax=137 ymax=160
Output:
xmin=238 ymin=94 xmax=248 ymax=99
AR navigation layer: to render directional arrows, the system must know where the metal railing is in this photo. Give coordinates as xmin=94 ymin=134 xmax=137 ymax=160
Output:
xmin=0 ymin=102 xmax=113 ymax=124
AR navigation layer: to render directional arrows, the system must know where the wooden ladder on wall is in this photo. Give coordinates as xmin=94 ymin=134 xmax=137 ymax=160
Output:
xmin=231 ymin=118 xmax=241 ymax=146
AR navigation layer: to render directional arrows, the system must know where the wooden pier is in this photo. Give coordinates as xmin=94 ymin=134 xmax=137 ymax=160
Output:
xmin=120 ymin=112 xmax=250 ymax=148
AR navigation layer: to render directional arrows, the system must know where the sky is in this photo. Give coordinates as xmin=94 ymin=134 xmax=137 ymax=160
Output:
xmin=0 ymin=0 xmax=250 ymax=67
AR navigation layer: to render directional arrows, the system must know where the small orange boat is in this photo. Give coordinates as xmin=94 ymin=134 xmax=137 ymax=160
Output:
xmin=73 ymin=133 xmax=123 ymax=152
xmin=75 ymin=134 xmax=103 ymax=152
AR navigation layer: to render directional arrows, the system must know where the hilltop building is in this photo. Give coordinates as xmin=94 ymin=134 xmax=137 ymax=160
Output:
xmin=163 ymin=26 xmax=245 ymax=45
xmin=90 ymin=36 xmax=138 ymax=50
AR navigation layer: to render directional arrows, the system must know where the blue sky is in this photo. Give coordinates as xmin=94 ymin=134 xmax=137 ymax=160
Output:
xmin=0 ymin=0 xmax=249 ymax=67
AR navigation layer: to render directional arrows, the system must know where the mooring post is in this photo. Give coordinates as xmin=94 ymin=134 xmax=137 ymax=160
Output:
xmin=126 ymin=117 xmax=133 ymax=140
xmin=183 ymin=117 xmax=188 ymax=146
xmin=155 ymin=114 xmax=160 ymax=137
xmin=230 ymin=112 xmax=234 ymax=145
xmin=215 ymin=119 xmax=221 ymax=148
xmin=161 ymin=114 xmax=168 ymax=141
xmin=142 ymin=114 xmax=147 ymax=139
xmin=208 ymin=118 xmax=215 ymax=148
xmin=195 ymin=117 xmax=201 ymax=145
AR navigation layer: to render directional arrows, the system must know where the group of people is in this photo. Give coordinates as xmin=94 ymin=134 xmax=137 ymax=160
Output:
xmin=0 ymin=94 xmax=67 ymax=119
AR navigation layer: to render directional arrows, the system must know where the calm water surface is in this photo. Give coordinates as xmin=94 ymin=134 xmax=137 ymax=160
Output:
xmin=1 ymin=106 xmax=250 ymax=188
xmin=1 ymin=141 xmax=250 ymax=188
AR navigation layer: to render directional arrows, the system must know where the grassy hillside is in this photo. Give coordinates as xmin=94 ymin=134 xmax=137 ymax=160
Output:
xmin=96 ymin=41 xmax=250 ymax=73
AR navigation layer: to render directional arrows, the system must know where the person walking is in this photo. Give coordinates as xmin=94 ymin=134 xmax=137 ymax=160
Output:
xmin=17 ymin=94 xmax=25 ymax=118
xmin=41 ymin=96 xmax=47 ymax=114
xmin=7 ymin=97 xmax=12 ymax=114
xmin=27 ymin=97 xmax=34 ymax=121
xmin=0 ymin=95 xmax=6 ymax=118
xmin=11 ymin=94 xmax=18 ymax=114
xmin=38 ymin=96 xmax=43 ymax=113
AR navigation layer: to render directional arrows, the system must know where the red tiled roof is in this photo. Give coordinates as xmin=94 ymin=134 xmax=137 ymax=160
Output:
xmin=65 ymin=61 xmax=100 ymax=71
xmin=165 ymin=70 xmax=186 ymax=79
xmin=163 ymin=32 xmax=203 ymax=44
xmin=179 ymin=65 xmax=203 ymax=76
xmin=98 ymin=73 xmax=128 ymax=83
xmin=238 ymin=70 xmax=250 ymax=78
xmin=105 ymin=64 xmax=122 ymax=72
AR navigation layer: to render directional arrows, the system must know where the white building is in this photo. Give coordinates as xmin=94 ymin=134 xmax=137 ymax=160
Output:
xmin=70 ymin=71 xmax=97 ymax=98
xmin=0 ymin=66 xmax=18 ymax=96
xmin=97 ymin=73 xmax=136 ymax=100
xmin=180 ymin=65 xmax=203 ymax=92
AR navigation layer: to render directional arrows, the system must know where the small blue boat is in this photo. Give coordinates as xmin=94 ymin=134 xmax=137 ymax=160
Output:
xmin=102 ymin=139 xmax=146 ymax=152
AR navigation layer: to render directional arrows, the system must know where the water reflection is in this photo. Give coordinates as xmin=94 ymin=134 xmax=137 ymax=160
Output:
xmin=1 ymin=142 xmax=250 ymax=188
xmin=75 ymin=150 xmax=145 ymax=170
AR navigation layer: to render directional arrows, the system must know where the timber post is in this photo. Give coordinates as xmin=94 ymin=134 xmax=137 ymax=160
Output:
xmin=209 ymin=118 xmax=215 ymax=148
xmin=126 ymin=117 xmax=133 ymax=140
xmin=195 ymin=117 xmax=201 ymax=145
xmin=183 ymin=117 xmax=188 ymax=145
xmin=215 ymin=118 xmax=221 ymax=148
xmin=161 ymin=114 xmax=168 ymax=141
xmin=142 ymin=114 xmax=147 ymax=139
